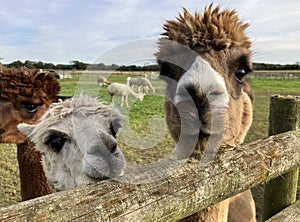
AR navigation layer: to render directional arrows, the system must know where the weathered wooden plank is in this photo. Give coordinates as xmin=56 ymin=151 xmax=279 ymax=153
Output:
xmin=0 ymin=131 xmax=299 ymax=222
xmin=265 ymin=200 xmax=300 ymax=222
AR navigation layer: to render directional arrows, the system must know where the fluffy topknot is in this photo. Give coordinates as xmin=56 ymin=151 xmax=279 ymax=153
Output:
xmin=160 ymin=4 xmax=251 ymax=51
xmin=0 ymin=67 xmax=60 ymax=104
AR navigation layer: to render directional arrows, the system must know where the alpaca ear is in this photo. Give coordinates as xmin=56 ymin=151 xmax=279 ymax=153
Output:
xmin=17 ymin=123 xmax=35 ymax=138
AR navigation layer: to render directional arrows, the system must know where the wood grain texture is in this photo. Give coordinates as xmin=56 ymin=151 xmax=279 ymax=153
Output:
xmin=0 ymin=130 xmax=299 ymax=222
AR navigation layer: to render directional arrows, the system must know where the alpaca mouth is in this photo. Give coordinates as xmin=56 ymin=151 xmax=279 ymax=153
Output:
xmin=87 ymin=172 xmax=124 ymax=182
xmin=87 ymin=174 xmax=109 ymax=182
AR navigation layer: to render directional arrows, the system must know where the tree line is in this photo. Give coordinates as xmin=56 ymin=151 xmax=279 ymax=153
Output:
xmin=3 ymin=60 xmax=160 ymax=71
xmin=3 ymin=60 xmax=300 ymax=71
xmin=253 ymin=62 xmax=300 ymax=71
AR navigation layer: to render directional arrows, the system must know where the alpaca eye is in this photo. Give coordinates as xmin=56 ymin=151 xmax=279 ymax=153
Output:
xmin=235 ymin=68 xmax=246 ymax=83
xmin=45 ymin=136 xmax=66 ymax=152
xmin=22 ymin=103 xmax=40 ymax=113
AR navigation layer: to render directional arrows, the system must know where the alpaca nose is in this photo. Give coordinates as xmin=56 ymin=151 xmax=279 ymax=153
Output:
xmin=86 ymin=134 xmax=118 ymax=156
xmin=175 ymin=98 xmax=201 ymax=136
xmin=86 ymin=141 xmax=118 ymax=156
xmin=106 ymin=141 xmax=117 ymax=153
xmin=100 ymin=133 xmax=118 ymax=154
xmin=175 ymin=84 xmax=227 ymax=136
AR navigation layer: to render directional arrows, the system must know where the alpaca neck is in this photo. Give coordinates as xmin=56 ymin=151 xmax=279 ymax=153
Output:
xmin=130 ymin=90 xmax=140 ymax=98
xmin=17 ymin=141 xmax=53 ymax=201
xmin=149 ymin=83 xmax=155 ymax=91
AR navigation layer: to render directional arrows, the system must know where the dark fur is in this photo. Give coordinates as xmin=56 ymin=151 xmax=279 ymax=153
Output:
xmin=0 ymin=67 xmax=59 ymax=200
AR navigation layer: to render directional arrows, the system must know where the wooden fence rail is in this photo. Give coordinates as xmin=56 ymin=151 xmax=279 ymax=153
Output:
xmin=265 ymin=200 xmax=300 ymax=222
xmin=249 ymin=71 xmax=300 ymax=80
xmin=0 ymin=130 xmax=299 ymax=222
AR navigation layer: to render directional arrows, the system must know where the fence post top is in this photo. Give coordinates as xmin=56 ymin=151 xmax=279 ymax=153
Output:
xmin=271 ymin=94 xmax=300 ymax=101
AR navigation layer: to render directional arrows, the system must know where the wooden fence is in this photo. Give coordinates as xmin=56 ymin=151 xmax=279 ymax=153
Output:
xmin=249 ymin=71 xmax=300 ymax=80
xmin=67 ymin=70 xmax=300 ymax=81
xmin=0 ymin=95 xmax=299 ymax=222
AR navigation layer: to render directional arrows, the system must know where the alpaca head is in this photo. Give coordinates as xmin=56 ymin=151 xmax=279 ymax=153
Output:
xmin=136 ymin=92 xmax=145 ymax=101
xmin=156 ymin=5 xmax=253 ymax=159
xmin=97 ymin=76 xmax=111 ymax=85
xmin=0 ymin=67 xmax=60 ymax=143
xmin=126 ymin=76 xmax=132 ymax=82
xmin=18 ymin=96 xmax=125 ymax=191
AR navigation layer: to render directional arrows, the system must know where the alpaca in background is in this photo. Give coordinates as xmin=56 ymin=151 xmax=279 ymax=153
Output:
xmin=126 ymin=76 xmax=155 ymax=94
xmin=108 ymin=82 xmax=144 ymax=107
xmin=97 ymin=76 xmax=111 ymax=87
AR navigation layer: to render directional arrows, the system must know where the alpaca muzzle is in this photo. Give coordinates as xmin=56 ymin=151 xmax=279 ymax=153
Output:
xmin=173 ymin=56 xmax=229 ymax=162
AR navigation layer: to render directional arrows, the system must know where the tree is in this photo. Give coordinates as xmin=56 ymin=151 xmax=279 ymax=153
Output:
xmin=8 ymin=60 xmax=24 ymax=68
xmin=24 ymin=60 xmax=35 ymax=69
xmin=33 ymin=61 xmax=45 ymax=69
xmin=70 ymin=60 xmax=88 ymax=70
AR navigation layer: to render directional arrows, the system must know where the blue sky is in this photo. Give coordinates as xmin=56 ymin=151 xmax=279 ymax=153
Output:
xmin=0 ymin=0 xmax=299 ymax=65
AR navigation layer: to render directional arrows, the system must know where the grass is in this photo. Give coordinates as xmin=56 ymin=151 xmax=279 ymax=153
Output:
xmin=250 ymin=78 xmax=300 ymax=91
xmin=0 ymin=144 xmax=20 ymax=206
xmin=0 ymin=74 xmax=299 ymax=209
xmin=244 ymin=78 xmax=299 ymax=143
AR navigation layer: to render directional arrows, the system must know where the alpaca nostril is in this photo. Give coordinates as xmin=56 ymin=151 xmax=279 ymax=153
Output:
xmin=108 ymin=142 xmax=117 ymax=154
xmin=101 ymin=133 xmax=119 ymax=154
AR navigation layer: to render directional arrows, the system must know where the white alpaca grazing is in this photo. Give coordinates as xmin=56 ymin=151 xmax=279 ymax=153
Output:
xmin=108 ymin=82 xmax=144 ymax=107
xmin=18 ymin=96 xmax=126 ymax=191
xmin=126 ymin=77 xmax=155 ymax=94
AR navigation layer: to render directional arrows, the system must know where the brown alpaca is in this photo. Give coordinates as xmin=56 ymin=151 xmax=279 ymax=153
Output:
xmin=0 ymin=67 xmax=60 ymax=201
xmin=156 ymin=4 xmax=256 ymax=222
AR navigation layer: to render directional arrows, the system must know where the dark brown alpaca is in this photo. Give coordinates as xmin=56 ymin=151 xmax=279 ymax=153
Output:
xmin=0 ymin=67 xmax=60 ymax=201
xmin=156 ymin=4 xmax=255 ymax=222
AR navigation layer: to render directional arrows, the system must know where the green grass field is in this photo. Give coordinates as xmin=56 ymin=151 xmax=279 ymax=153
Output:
xmin=0 ymin=74 xmax=299 ymax=212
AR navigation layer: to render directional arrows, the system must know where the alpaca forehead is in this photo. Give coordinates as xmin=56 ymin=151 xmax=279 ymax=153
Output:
xmin=72 ymin=113 xmax=111 ymax=130
xmin=48 ymin=96 xmax=114 ymax=114
xmin=37 ymin=116 xmax=109 ymax=137
xmin=42 ymin=105 xmax=114 ymax=126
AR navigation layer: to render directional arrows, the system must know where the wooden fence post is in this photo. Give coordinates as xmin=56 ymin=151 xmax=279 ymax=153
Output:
xmin=262 ymin=95 xmax=300 ymax=221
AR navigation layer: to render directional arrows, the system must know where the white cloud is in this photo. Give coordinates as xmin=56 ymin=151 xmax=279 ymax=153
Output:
xmin=0 ymin=0 xmax=299 ymax=64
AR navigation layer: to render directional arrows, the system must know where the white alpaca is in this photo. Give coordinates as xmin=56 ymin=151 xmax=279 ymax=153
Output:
xmin=108 ymin=82 xmax=144 ymax=107
xmin=126 ymin=76 xmax=133 ymax=87
xmin=126 ymin=76 xmax=137 ymax=89
xmin=126 ymin=77 xmax=155 ymax=94
xmin=18 ymin=96 xmax=126 ymax=191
